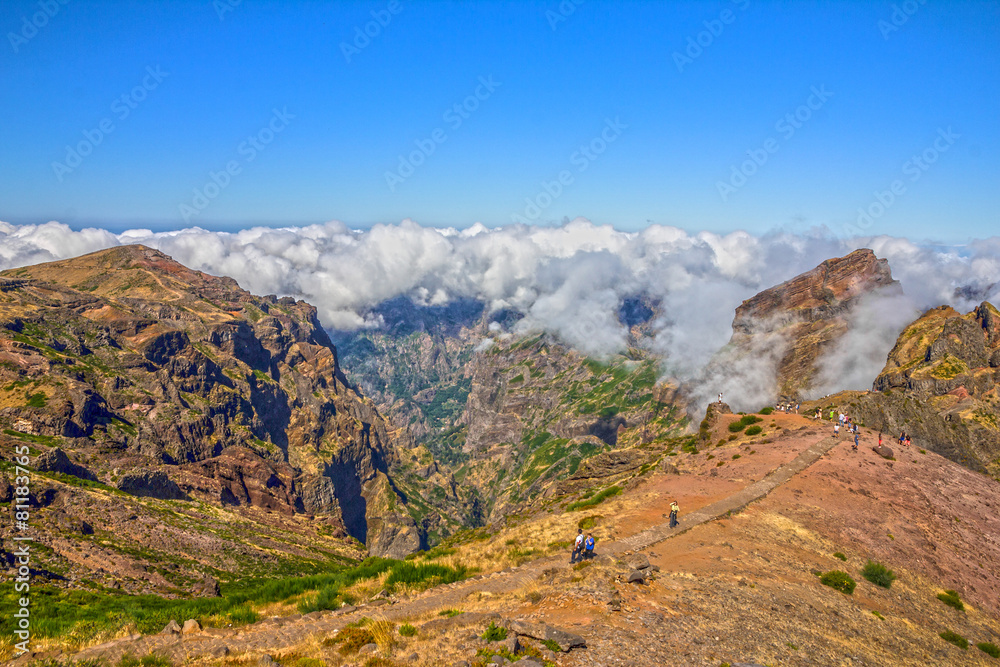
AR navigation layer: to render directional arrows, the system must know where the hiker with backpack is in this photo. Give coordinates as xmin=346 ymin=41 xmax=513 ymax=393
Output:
xmin=571 ymin=528 xmax=584 ymax=563
xmin=584 ymin=533 xmax=595 ymax=560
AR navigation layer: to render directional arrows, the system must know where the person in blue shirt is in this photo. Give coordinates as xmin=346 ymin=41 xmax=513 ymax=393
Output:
xmin=584 ymin=534 xmax=595 ymax=559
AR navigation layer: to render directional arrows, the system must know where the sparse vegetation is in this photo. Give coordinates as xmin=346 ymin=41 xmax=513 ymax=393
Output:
xmin=939 ymin=630 xmax=968 ymax=650
xmin=861 ymin=560 xmax=896 ymax=588
xmin=978 ymin=642 xmax=1000 ymax=658
xmin=543 ymin=638 xmax=561 ymax=652
xmin=482 ymin=621 xmax=507 ymax=642
xmin=728 ymin=415 xmax=762 ymax=433
xmin=759 ymin=407 xmax=774 ymax=415
xmin=567 ymin=486 xmax=621 ymax=511
xmin=744 ymin=425 xmax=762 ymax=436
xmin=833 ymin=552 xmax=847 ymax=561
xmin=819 ymin=570 xmax=856 ymax=595
xmin=871 ymin=610 xmax=884 ymax=620
xmin=937 ymin=589 xmax=964 ymax=611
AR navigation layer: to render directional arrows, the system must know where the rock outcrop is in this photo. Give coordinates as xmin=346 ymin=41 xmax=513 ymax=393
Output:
xmin=849 ymin=301 xmax=1000 ymax=475
xmin=701 ymin=249 xmax=900 ymax=407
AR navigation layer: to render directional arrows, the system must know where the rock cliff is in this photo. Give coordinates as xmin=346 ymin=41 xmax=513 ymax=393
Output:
xmin=0 ymin=246 xmax=418 ymax=572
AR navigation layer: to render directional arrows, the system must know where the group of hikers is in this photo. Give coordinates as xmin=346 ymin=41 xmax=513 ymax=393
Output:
xmin=815 ymin=408 xmax=914 ymax=452
xmin=569 ymin=501 xmax=679 ymax=563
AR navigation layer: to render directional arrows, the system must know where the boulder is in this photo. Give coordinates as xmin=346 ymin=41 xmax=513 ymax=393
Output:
xmin=509 ymin=620 xmax=586 ymax=651
xmin=182 ymin=619 xmax=201 ymax=634
xmin=624 ymin=553 xmax=650 ymax=570
xmin=160 ymin=619 xmax=182 ymax=635
xmin=35 ymin=448 xmax=96 ymax=481
xmin=872 ymin=444 xmax=894 ymax=459
xmin=191 ymin=576 xmax=221 ymax=597
xmin=627 ymin=570 xmax=645 ymax=584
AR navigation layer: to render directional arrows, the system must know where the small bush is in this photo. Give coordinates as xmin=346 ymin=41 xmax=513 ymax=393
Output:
xmin=744 ymin=425 xmax=762 ymax=436
xmin=567 ymin=486 xmax=621 ymax=511
xmin=482 ymin=621 xmax=507 ymax=642
xmin=938 ymin=589 xmax=964 ymax=611
xmin=728 ymin=434 xmax=738 ymax=441
xmin=819 ymin=570 xmax=856 ymax=595
xmin=871 ymin=610 xmax=884 ymax=620
xmin=327 ymin=626 xmax=375 ymax=655
xmin=759 ymin=407 xmax=774 ymax=415
xmin=728 ymin=421 xmax=746 ymax=433
xmin=572 ymin=561 xmax=591 ymax=571
xmin=732 ymin=454 xmax=741 ymax=460
xmin=577 ymin=515 xmax=601 ymax=530
xmin=977 ymin=642 xmax=1000 ymax=658
xmin=833 ymin=552 xmax=847 ymax=561
xmin=399 ymin=623 xmax=417 ymax=637
xmin=543 ymin=638 xmax=561 ymax=652
xmin=940 ymin=630 xmax=968 ymax=650
xmin=861 ymin=560 xmax=896 ymax=589
xmin=438 ymin=609 xmax=463 ymax=618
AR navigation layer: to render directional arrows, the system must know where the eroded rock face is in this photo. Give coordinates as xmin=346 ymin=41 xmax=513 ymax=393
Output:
xmin=851 ymin=301 xmax=1000 ymax=475
xmin=698 ymin=249 xmax=900 ymax=408
xmin=0 ymin=245 xmax=414 ymax=559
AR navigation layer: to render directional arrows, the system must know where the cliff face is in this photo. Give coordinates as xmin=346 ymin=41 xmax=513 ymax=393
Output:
xmin=0 ymin=246 xmax=417 ymax=561
xmin=723 ymin=248 xmax=900 ymax=400
xmin=851 ymin=301 xmax=1000 ymax=476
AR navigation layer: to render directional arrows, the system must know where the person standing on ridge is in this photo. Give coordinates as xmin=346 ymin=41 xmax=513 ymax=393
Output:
xmin=584 ymin=533 xmax=595 ymax=560
xmin=853 ymin=432 xmax=859 ymax=451
xmin=718 ymin=392 xmax=723 ymax=404
xmin=669 ymin=501 xmax=679 ymax=528
xmin=571 ymin=528 xmax=584 ymax=563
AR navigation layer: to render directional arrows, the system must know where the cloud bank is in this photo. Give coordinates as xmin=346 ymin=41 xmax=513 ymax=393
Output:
xmin=2 ymin=218 xmax=999 ymax=410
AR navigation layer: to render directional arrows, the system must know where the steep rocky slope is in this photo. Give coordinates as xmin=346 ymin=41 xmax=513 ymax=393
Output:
xmin=0 ymin=246 xmax=418 ymax=595
xmin=702 ymin=248 xmax=900 ymax=405
xmin=831 ymin=301 xmax=1000 ymax=477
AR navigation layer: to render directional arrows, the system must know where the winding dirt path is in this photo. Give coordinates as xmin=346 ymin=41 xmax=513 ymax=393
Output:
xmin=69 ymin=435 xmax=841 ymax=664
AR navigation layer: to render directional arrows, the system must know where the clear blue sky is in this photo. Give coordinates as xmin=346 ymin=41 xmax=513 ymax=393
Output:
xmin=1 ymin=0 xmax=997 ymax=240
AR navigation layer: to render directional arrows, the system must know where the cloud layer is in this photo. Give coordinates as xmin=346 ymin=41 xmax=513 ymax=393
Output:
xmin=2 ymin=218 xmax=999 ymax=410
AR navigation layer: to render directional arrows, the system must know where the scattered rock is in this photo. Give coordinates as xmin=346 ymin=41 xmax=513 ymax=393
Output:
xmin=627 ymin=570 xmax=645 ymax=584
xmin=360 ymin=642 xmax=378 ymax=654
xmin=500 ymin=634 xmax=520 ymax=655
xmin=182 ymin=619 xmax=201 ymax=634
xmin=509 ymin=620 xmax=586 ymax=651
xmin=160 ymin=620 xmax=181 ymax=635
xmin=257 ymin=656 xmax=279 ymax=667
xmin=625 ymin=553 xmax=650 ymax=570
xmin=873 ymin=444 xmax=894 ymax=459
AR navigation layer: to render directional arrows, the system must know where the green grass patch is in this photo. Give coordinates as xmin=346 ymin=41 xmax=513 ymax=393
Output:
xmin=399 ymin=623 xmax=417 ymax=637
xmin=759 ymin=407 xmax=774 ymax=415
xmin=977 ymin=642 xmax=1000 ymax=658
xmin=939 ymin=630 xmax=968 ymax=650
xmin=832 ymin=552 xmax=847 ymax=561
xmin=744 ymin=425 xmax=762 ymax=436
xmin=567 ymin=486 xmax=621 ymax=511
xmin=937 ymin=589 xmax=964 ymax=611
xmin=577 ymin=515 xmax=601 ymax=530
xmin=861 ymin=560 xmax=896 ymax=588
xmin=819 ymin=570 xmax=856 ymax=595
xmin=871 ymin=610 xmax=884 ymax=620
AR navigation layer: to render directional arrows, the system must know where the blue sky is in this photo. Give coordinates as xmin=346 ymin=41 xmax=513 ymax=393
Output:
xmin=1 ymin=0 xmax=997 ymax=240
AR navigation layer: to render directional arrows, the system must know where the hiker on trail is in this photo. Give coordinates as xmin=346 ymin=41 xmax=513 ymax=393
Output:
xmin=795 ymin=403 xmax=800 ymax=414
xmin=571 ymin=529 xmax=584 ymax=563
xmin=853 ymin=423 xmax=859 ymax=435
xmin=839 ymin=413 xmax=845 ymax=425
xmin=829 ymin=409 xmax=836 ymax=421
xmin=834 ymin=422 xmax=840 ymax=436
xmin=815 ymin=409 xmax=821 ymax=420
xmin=898 ymin=431 xmax=905 ymax=446
xmin=904 ymin=434 xmax=911 ymax=447
xmin=878 ymin=432 xmax=883 ymax=448
xmin=584 ymin=533 xmax=595 ymax=560
xmin=669 ymin=501 xmax=679 ymax=528
xmin=853 ymin=433 xmax=859 ymax=451
xmin=719 ymin=392 xmax=723 ymax=404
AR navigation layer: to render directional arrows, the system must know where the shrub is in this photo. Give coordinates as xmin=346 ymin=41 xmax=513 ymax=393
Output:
xmin=399 ymin=623 xmax=417 ymax=637
xmin=832 ymin=552 xmax=847 ymax=562
xmin=861 ymin=560 xmax=896 ymax=588
xmin=759 ymin=407 xmax=774 ymax=415
xmin=573 ymin=561 xmax=591 ymax=571
xmin=819 ymin=570 xmax=856 ymax=595
xmin=326 ymin=626 xmax=375 ymax=655
xmin=543 ymin=638 xmax=561 ymax=652
xmin=482 ymin=621 xmax=507 ymax=642
xmin=567 ymin=486 xmax=621 ymax=511
xmin=977 ymin=642 xmax=1000 ymax=658
xmin=871 ymin=610 xmax=884 ymax=620
xmin=577 ymin=515 xmax=601 ymax=530
xmin=728 ymin=421 xmax=746 ymax=433
xmin=937 ymin=589 xmax=964 ymax=611
xmin=939 ymin=630 xmax=968 ymax=650
xmin=732 ymin=454 xmax=741 ymax=460
xmin=438 ymin=609 xmax=463 ymax=618
xmin=744 ymin=425 xmax=762 ymax=436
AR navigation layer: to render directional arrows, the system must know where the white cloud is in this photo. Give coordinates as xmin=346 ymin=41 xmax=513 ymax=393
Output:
xmin=2 ymin=218 xmax=998 ymax=413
